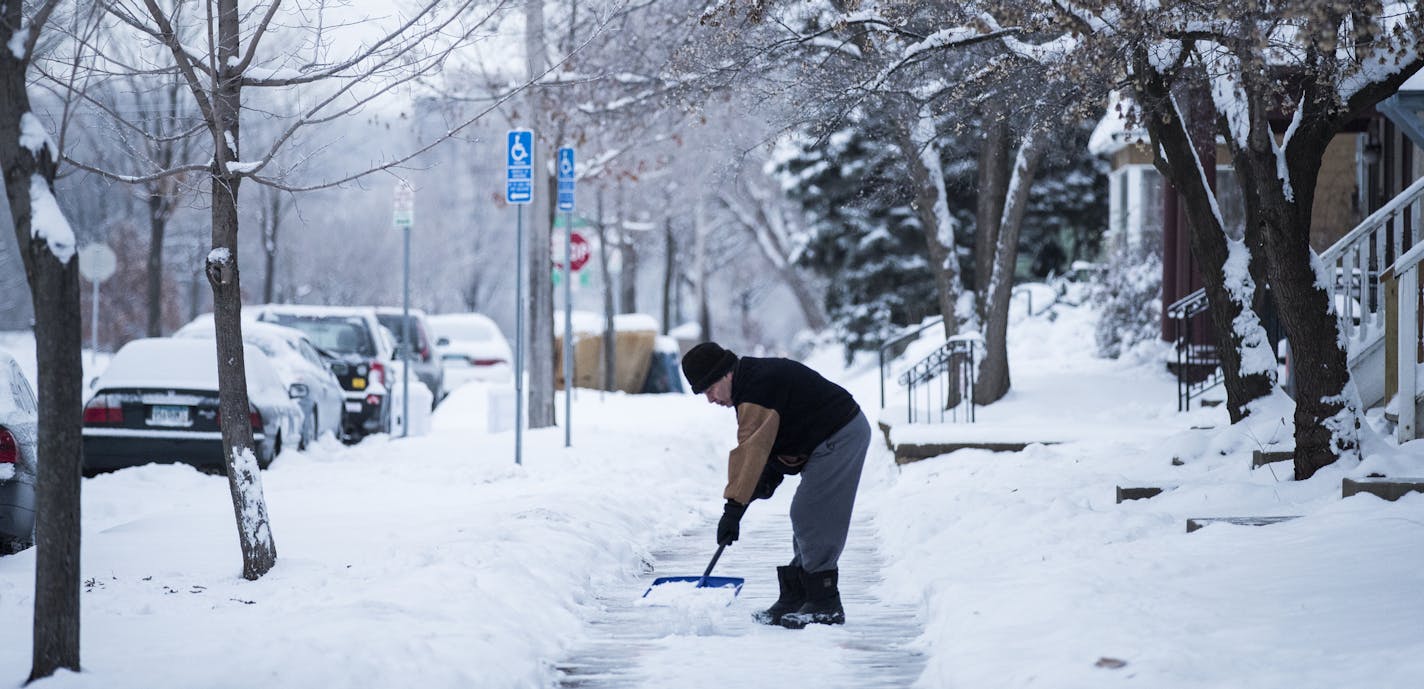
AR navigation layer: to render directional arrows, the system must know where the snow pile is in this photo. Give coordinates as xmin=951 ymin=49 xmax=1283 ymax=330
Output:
xmin=636 ymin=580 xmax=741 ymax=635
xmin=866 ymin=295 xmax=1424 ymax=688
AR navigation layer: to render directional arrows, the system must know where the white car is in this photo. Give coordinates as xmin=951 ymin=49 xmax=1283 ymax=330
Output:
xmin=174 ymin=315 xmax=346 ymax=448
xmin=427 ymin=313 xmax=514 ymax=389
xmin=81 ymin=338 xmax=302 ymax=474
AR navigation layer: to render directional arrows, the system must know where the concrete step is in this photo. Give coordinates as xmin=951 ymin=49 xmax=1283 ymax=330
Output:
xmin=1251 ymin=450 xmax=1293 ymax=468
xmin=1185 ymin=516 xmax=1301 ymax=533
xmin=1115 ymin=485 xmax=1175 ymax=503
xmin=1342 ymin=477 xmax=1424 ymax=501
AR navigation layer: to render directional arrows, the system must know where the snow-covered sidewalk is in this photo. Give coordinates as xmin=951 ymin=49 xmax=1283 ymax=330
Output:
xmin=553 ymin=444 xmax=923 ymax=689
xmin=0 ymin=385 xmax=737 ymax=688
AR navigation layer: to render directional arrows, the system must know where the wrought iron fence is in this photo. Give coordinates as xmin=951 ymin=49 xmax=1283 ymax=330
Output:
xmin=897 ymin=338 xmax=977 ymax=424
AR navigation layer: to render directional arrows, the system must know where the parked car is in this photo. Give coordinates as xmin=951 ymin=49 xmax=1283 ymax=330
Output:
xmin=173 ymin=315 xmax=346 ymax=448
xmin=427 ymin=313 xmax=514 ymax=390
xmin=82 ymin=338 xmax=302 ymax=475
xmin=253 ymin=305 xmax=396 ymax=441
xmin=0 ymin=348 xmax=38 ymax=555
xmin=373 ymin=307 xmax=445 ymax=405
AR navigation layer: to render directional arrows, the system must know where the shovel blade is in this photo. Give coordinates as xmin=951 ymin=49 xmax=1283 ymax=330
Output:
xmin=642 ymin=575 xmax=745 ymax=599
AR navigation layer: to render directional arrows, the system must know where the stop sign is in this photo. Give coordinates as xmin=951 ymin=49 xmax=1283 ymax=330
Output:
xmin=553 ymin=232 xmax=591 ymax=271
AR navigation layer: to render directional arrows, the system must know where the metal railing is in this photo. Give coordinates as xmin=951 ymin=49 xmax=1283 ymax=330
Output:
xmin=1167 ymin=175 xmax=1424 ymax=411
xmin=897 ymin=337 xmax=977 ymax=424
xmin=878 ymin=317 xmax=944 ymax=408
xmin=1167 ymin=289 xmax=1220 ymax=412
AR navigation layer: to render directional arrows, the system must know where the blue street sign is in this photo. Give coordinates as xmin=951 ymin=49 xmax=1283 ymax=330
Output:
xmin=506 ymin=130 xmax=534 ymax=205
xmin=557 ymin=147 xmax=575 ymax=212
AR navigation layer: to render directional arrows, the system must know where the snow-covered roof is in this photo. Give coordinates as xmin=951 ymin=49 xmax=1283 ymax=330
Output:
xmin=1089 ymin=93 xmax=1148 ymax=157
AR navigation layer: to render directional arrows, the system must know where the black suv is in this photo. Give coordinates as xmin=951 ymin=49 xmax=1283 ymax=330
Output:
xmin=254 ymin=305 xmax=396 ymax=441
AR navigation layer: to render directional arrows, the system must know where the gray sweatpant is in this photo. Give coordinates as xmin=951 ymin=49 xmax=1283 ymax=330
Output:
xmin=789 ymin=410 xmax=871 ymax=574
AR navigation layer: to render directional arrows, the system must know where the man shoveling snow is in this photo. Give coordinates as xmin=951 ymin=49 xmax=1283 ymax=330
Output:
xmin=681 ymin=341 xmax=871 ymax=628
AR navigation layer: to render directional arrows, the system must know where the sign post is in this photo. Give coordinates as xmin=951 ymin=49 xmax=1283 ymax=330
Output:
xmin=557 ymin=148 xmax=576 ymax=448
xmin=393 ymin=182 xmax=415 ymax=437
xmin=507 ymin=130 xmax=534 ymax=465
xmin=78 ymin=243 xmax=117 ymax=368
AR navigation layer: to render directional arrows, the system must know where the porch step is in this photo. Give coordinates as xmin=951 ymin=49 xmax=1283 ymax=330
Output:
xmin=1185 ymin=516 xmax=1301 ymax=533
xmin=1342 ymin=477 xmax=1424 ymax=501
xmin=1115 ymin=485 xmax=1174 ymax=503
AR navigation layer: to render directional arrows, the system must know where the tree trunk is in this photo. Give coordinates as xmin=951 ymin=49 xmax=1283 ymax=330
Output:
xmin=619 ymin=230 xmax=638 ymax=314
xmin=261 ymin=188 xmax=281 ymax=304
xmin=975 ymin=126 xmax=1048 ymax=404
xmin=894 ymin=109 xmax=960 ymax=341
xmin=694 ymin=195 xmax=712 ymax=341
xmin=595 ymin=187 xmax=617 ymax=390
xmin=146 ymin=193 xmax=169 ymax=336
xmin=1233 ymin=136 xmax=1356 ymax=479
xmin=1134 ymin=66 xmax=1276 ymax=423
xmin=2 ymin=11 xmax=84 ymax=679
xmin=1163 ymin=39 xmax=1364 ymax=477
xmin=209 ymin=0 xmax=275 ymax=580
xmin=974 ymin=110 xmax=1009 ymax=303
xmin=524 ymin=0 xmax=555 ymax=428
xmin=662 ymin=215 xmax=674 ymax=334
xmin=783 ymin=265 xmax=828 ymax=332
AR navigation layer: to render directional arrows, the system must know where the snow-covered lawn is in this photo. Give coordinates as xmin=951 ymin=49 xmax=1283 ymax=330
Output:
xmin=2 ymin=296 xmax=1423 ymax=688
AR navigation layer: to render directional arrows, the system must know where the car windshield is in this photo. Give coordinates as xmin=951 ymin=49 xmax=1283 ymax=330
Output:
xmin=434 ymin=318 xmax=496 ymax=342
xmin=376 ymin=314 xmax=429 ymax=350
xmin=267 ymin=315 xmax=375 ymax=356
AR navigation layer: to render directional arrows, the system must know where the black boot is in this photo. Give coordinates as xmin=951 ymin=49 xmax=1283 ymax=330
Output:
xmin=779 ymin=568 xmax=843 ymax=629
xmin=752 ymin=565 xmax=805 ymax=625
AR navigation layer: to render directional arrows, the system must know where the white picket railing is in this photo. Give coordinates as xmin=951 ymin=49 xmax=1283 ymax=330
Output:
xmin=1390 ymin=240 xmax=1424 ymax=441
xmin=1319 ymin=175 xmax=1424 ymax=355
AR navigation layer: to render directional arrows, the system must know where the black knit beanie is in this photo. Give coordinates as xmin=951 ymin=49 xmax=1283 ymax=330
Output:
xmin=682 ymin=342 xmax=738 ymax=394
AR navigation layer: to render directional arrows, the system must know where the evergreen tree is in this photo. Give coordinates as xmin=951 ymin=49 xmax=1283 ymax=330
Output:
xmin=773 ymin=118 xmax=967 ymax=356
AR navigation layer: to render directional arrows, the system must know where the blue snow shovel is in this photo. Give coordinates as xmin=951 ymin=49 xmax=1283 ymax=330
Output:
xmin=642 ymin=543 xmax=745 ymax=599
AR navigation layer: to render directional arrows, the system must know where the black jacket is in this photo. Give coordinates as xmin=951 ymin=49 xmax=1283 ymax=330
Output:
xmin=722 ymin=357 xmax=860 ymax=503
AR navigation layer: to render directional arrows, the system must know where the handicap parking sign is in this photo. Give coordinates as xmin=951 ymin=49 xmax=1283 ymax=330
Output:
xmin=557 ymin=147 xmax=575 ymax=212
xmin=506 ymin=130 xmax=534 ymax=205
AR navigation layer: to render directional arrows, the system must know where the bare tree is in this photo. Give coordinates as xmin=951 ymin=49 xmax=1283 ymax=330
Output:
xmin=54 ymin=0 xmax=515 ymax=579
xmin=2 ymin=0 xmax=85 ymax=680
xmin=718 ymin=163 xmax=829 ymax=332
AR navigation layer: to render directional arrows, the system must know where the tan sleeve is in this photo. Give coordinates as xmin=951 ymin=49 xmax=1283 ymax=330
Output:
xmin=724 ymin=402 xmax=780 ymax=504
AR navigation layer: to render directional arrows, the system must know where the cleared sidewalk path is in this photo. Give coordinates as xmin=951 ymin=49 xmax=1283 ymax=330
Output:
xmin=555 ymin=491 xmax=926 ymax=688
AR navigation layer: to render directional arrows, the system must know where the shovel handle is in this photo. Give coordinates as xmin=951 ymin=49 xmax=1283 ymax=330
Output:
xmin=699 ymin=544 xmax=726 ymax=586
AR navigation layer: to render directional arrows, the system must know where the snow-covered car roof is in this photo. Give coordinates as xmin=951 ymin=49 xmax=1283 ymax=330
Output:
xmin=173 ymin=317 xmax=326 ymax=386
xmin=428 ymin=313 xmax=505 ymax=342
xmin=94 ymin=338 xmax=291 ymax=409
xmin=372 ymin=306 xmax=429 ymax=317
xmin=253 ymin=304 xmax=381 ymax=319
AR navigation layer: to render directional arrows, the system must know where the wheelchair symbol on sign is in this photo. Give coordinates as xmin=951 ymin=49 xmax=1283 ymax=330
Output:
xmin=510 ymin=137 xmax=529 ymax=164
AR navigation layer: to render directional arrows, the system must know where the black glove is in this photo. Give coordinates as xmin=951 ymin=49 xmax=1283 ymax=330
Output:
xmin=753 ymin=471 xmax=784 ymax=501
xmin=717 ymin=500 xmax=747 ymax=546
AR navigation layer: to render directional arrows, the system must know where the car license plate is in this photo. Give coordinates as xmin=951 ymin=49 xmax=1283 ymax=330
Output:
xmin=345 ymin=401 xmax=363 ymax=412
xmin=149 ymin=404 xmax=191 ymax=427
